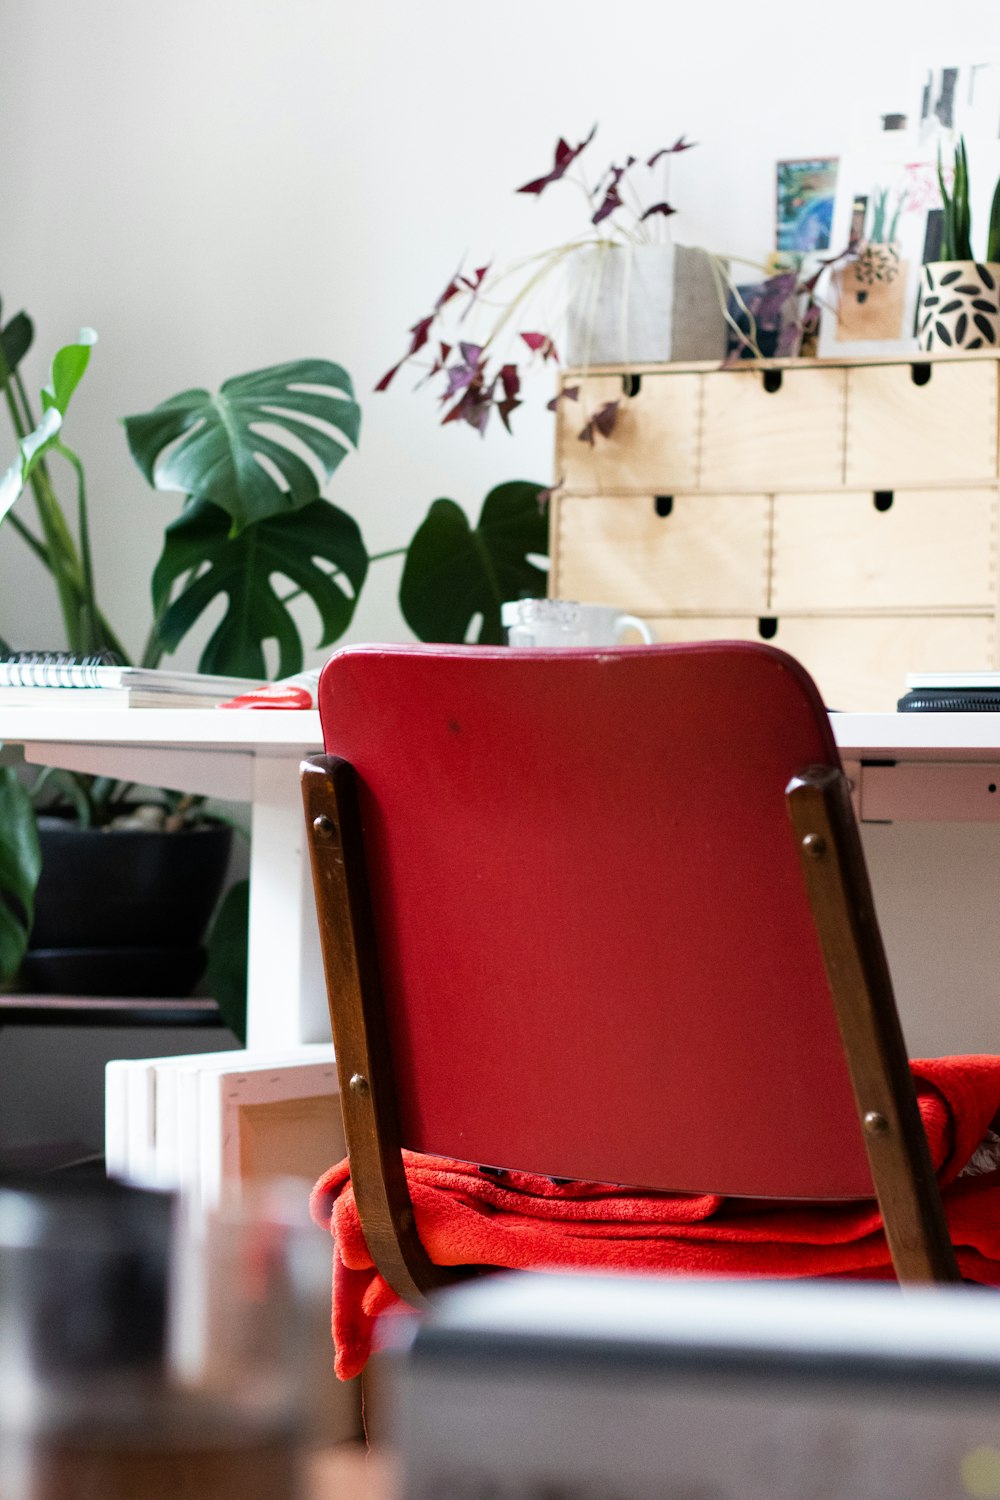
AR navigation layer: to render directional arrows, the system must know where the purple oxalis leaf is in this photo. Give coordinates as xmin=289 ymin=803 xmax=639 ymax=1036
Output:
xmin=546 ymin=384 xmax=579 ymax=412
xmin=578 ymin=399 xmax=619 ymax=444
xmin=516 ymin=124 xmax=597 ymax=195
xmin=374 ymin=313 xmax=435 ymax=391
xmin=639 ymin=201 xmax=677 ymax=222
xmin=499 ymin=363 xmax=520 ymax=401
xmin=497 ymin=395 xmax=522 ymax=433
xmin=520 ymin=331 xmax=559 ymax=361
xmin=592 ymin=185 xmax=624 ymax=225
xmin=647 ymin=136 xmax=696 ymax=167
xmin=441 ymin=383 xmax=491 ymax=435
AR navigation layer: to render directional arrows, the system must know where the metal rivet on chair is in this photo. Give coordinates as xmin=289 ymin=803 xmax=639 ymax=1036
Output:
xmin=863 ymin=1111 xmax=889 ymax=1135
xmin=349 ymin=1072 xmax=369 ymax=1094
xmin=801 ymin=833 xmax=826 ymax=858
xmin=313 ymin=814 xmax=335 ymax=838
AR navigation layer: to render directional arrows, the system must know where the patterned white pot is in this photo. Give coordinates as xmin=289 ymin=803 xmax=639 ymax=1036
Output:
xmin=916 ymin=260 xmax=1000 ymax=351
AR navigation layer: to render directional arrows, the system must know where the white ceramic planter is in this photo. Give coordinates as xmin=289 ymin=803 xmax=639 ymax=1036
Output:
xmin=564 ymin=243 xmax=727 ymax=366
xmin=916 ymin=260 xmax=1000 ymax=351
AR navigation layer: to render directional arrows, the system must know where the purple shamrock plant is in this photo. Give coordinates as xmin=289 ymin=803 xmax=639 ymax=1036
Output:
xmin=377 ymin=127 xmax=697 ymax=440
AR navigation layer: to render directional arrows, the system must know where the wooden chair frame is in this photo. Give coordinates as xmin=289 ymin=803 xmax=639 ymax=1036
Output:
xmin=302 ymin=752 xmax=959 ymax=1307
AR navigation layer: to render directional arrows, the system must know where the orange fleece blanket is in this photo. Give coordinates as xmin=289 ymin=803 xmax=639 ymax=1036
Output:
xmin=311 ymin=1056 xmax=1000 ymax=1380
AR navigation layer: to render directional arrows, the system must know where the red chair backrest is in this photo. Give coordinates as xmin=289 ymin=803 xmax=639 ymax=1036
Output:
xmin=317 ymin=641 xmax=875 ymax=1199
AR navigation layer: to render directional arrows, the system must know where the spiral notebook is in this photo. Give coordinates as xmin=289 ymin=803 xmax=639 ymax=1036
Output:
xmin=0 ymin=653 xmax=258 ymax=706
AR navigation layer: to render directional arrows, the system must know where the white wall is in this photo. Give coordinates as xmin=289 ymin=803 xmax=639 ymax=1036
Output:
xmin=4 ymin=0 xmax=1000 ymax=663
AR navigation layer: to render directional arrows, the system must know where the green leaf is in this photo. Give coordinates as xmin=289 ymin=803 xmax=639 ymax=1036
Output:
xmin=123 ymin=359 xmax=362 ymax=532
xmin=0 ymin=311 xmax=33 ymax=377
xmin=41 ymin=328 xmax=97 ymax=415
xmin=0 ymin=407 xmax=62 ymax=523
xmin=0 ymin=329 xmax=96 ymax=521
xmin=987 ymin=175 xmax=1000 ymax=264
xmin=204 ymin=877 xmax=249 ymax=1044
xmin=151 ymin=497 xmax=369 ymax=678
xmin=0 ymin=766 xmax=41 ymax=982
xmin=400 ymin=480 xmax=549 ymax=644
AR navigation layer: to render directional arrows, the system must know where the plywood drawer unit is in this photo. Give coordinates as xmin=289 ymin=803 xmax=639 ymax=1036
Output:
xmin=764 ymin=614 xmax=998 ymax=714
xmin=771 ymin=488 xmax=998 ymax=613
xmin=699 ymin=364 xmax=846 ymax=491
xmin=556 ymin=372 xmax=701 ymax=493
xmin=640 ymin=614 xmax=998 ymax=713
xmin=844 ymin=359 xmax=998 ymax=489
xmin=551 ymin=353 xmax=1000 ymax=711
xmin=551 ymin=492 xmax=770 ymax=613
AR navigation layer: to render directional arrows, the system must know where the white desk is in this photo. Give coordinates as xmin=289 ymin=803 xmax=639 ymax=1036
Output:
xmin=834 ymin=713 xmax=1000 ymax=823
xmin=0 ymin=706 xmax=323 ymax=1049
xmin=3 ymin=706 xmax=999 ymax=1061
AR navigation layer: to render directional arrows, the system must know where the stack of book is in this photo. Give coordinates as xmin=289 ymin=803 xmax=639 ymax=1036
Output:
xmin=105 ymin=1045 xmax=341 ymax=1207
xmin=0 ymin=654 xmax=261 ymax=708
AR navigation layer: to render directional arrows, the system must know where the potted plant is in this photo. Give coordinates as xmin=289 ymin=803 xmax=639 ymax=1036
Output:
xmin=0 ymin=323 xmax=365 ymax=1021
xmin=916 ymin=136 xmax=1000 ymax=351
xmin=376 ymin=125 xmax=726 ymax=442
xmin=0 ymin=303 xmax=547 ymax=1032
xmin=820 ymin=184 xmax=911 ymax=348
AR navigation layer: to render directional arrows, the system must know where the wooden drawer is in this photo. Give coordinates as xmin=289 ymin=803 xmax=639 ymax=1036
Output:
xmin=699 ymin=365 xmax=846 ymax=490
xmin=845 ymin=360 xmax=998 ymax=487
xmin=643 ymin=616 xmax=765 ymax=646
xmin=551 ymin=492 xmax=770 ymax=613
xmin=766 ymin=613 xmax=998 ymax=712
xmin=637 ymin=612 xmax=997 ymax=711
xmin=771 ymin=488 xmax=998 ymax=612
xmin=555 ymin=372 xmax=701 ymax=493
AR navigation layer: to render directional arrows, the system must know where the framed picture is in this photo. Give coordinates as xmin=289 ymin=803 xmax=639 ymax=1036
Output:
xmin=776 ymin=158 xmax=839 ymax=254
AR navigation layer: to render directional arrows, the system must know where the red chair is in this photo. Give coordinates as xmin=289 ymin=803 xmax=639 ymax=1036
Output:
xmin=302 ymin=641 xmax=964 ymax=1315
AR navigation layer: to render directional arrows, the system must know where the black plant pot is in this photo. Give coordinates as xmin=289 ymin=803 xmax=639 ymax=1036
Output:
xmin=20 ymin=817 xmax=233 ymax=998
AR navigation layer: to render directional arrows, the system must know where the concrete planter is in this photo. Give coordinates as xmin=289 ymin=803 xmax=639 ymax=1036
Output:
xmin=565 ymin=243 xmax=727 ymax=366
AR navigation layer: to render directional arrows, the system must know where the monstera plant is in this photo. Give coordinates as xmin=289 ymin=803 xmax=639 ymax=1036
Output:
xmin=0 ymin=300 xmax=548 ymax=1027
xmin=123 ymin=361 xmax=367 ymax=677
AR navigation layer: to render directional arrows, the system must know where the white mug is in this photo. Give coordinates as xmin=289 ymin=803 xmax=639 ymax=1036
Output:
xmin=501 ymin=598 xmax=654 ymax=648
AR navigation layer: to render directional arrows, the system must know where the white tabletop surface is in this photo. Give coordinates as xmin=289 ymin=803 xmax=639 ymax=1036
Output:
xmin=832 ymin=712 xmax=1000 ymax=760
xmin=0 ymin=705 xmax=322 ymax=753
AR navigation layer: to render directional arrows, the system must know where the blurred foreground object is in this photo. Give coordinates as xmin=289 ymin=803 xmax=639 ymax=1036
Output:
xmin=391 ymin=1273 xmax=1000 ymax=1500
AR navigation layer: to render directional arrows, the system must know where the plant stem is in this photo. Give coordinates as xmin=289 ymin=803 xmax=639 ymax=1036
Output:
xmin=3 ymin=512 xmax=50 ymax=567
xmin=54 ymin=441 xmax=99 ymax=652
xmin=0 ymin=349 xmax=86 ymax=646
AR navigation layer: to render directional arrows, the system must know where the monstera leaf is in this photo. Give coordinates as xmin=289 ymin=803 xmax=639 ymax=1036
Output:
xmin=124 ymin=360 xmax=361 ymax=532
xmin=0 ymin=766 xmax=41 ymax=982
xmin=152 ymin=497 xmax=368 ymax=678
xmin=400 ymin=480 xmax=548 ymax=644
xmin=0 ymin=302 xmax=33 ymax=377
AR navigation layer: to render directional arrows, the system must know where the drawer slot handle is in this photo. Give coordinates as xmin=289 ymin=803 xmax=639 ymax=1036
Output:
xmin=758 ymin=617 xmax=778 ymax=640
xmin=762 ymin=370 xmax=783 ymax=394
xmin=654 ymin=495 xmax=674 ymax=518
xmin=873 ymin=491 xmax=894 ymax=512
xmin=910 ymin=362 xmax=932 ymax=386
xmin=622 ymin=372 xmax=642 ymax=397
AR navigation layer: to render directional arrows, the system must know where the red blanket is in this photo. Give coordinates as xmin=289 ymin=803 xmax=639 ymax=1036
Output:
xmin=311 ymin=1056 xmax=1000 ymax=1380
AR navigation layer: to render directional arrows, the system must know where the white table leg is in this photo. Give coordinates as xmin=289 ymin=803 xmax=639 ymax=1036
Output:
xmin=245 ymin=755 xmax=328 ymax=1049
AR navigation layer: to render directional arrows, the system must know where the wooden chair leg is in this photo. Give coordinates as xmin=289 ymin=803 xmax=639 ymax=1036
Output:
xmin=302 ymin=754 xmax=461 ymax=1306
xmin=787 ymin=765 xmax=960 ymax=1284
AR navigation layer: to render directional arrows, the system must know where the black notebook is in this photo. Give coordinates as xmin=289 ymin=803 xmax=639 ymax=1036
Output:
xmin=898 ymin=673 xmax=1000 ymax=713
